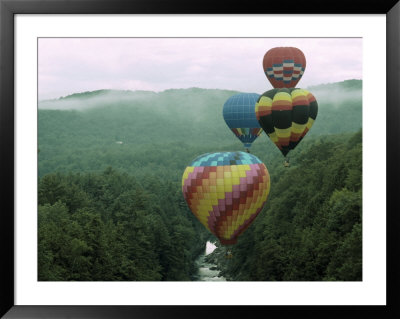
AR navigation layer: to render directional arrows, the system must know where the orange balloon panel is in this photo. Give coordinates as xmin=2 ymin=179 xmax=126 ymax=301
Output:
xmin=182 ymin=152 xmax=270 ymax=245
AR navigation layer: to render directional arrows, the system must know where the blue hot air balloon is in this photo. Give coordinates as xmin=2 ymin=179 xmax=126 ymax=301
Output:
xmin=223 ymin=93 xmax=263 ymax=151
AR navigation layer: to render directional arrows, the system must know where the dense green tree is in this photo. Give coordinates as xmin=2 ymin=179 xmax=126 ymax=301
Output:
xmin=38 ymin=167 xmax=209 ymax=281
xmin=212 ymin=130 xmax=363 ymax=281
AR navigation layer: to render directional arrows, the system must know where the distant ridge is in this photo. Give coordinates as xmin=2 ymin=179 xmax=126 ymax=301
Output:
xmin=41 ymin=80 xmax=362 ymax=103
xmin=55 ymin=89 xmax=156 ymax=101
xmin=307 ymin=79 xmax=362 ymax=91
xmin=38 ymin=80 xmax=362 ymax=112
xmin=44 ymin=87 xmax=240 ymax=103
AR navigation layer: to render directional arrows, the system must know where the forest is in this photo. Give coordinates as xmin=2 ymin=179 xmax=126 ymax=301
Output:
xmin=38 ymin=79 xmax=362 ymax=281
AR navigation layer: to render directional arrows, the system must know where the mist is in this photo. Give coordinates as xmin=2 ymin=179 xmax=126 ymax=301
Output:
xmin=306 ymin=80 xmax=362 ymax=109
xmin=38 ymin=80 xmax=362 ymax=125
xmin=38 ymin=90 xmax=157 ymax=111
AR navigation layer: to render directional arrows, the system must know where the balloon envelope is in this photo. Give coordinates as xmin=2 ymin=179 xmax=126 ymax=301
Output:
xmin=182 ymin=151 xmax=270 ymax=245
xmin=263 ymin=47 xmax=306 ymax=88
xmin=255 ymin=88 xmax=318 ymax=157
xmin=223 ymin=93 xmax=263 ymax=149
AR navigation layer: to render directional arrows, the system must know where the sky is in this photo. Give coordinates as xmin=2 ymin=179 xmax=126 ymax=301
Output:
xmin=38 ymin=38 xmax=362 ymax=100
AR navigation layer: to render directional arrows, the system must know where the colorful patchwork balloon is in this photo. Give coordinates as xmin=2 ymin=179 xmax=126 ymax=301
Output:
xmin=223 ymin=93 xmax=263 ymax=150
xmin=182 ymin=151 xmax=270 ymax=245
xmin=255 ymin=88 xmax=318 ymax=157
xmin=263 ymin=47 xmax=306 ymax=88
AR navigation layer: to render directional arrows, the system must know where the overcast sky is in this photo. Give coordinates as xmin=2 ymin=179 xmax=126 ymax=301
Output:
xmin=38 ymin=38 xmax=362 ymax=100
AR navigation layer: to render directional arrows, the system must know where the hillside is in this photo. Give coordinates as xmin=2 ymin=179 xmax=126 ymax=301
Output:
xmin=38 ymin=80 xmax=362 ymax=177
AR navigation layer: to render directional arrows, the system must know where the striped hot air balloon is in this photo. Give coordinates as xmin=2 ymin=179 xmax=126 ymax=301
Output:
xmin=263 ymin=47 xmax=306 ymax=89
xmin=182 ymin=151 xmax=270 ymax=245
xmin=255 ymin=88 xmax=318 ymax=157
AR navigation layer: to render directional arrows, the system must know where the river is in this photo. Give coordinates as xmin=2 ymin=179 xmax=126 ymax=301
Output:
xmin=193 ymin=241 xmax=226 ymax=281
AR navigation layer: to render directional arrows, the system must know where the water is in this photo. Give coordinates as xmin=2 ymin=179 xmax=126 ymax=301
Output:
xmin=205 ymin=241 xmax=217 ymax=255
xmin=194 ymin=241 xmax=226 ymax=281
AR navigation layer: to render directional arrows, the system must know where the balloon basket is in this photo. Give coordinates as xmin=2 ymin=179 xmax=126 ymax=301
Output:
xmin=225 ymin=247 xmax=234 ymax=259
xmin=225 ymin=252 xmax=233 ymax=259
xmin=283 ymin=157 xmax=290 ymax=167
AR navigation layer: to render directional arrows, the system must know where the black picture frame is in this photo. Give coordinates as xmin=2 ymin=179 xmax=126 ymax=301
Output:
xmin=1 ymin=0 xmax=399 ymax=318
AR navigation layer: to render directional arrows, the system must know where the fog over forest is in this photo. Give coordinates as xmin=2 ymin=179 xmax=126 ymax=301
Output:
xmin=38 ymin=79 xmax=363 ymax=282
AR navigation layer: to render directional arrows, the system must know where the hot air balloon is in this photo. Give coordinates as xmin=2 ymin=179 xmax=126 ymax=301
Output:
xmin=182 ymin=151 xmax=270 ymax=245
xmin=223 ymin=93 xmax=263 ymax=151
xmin=255 ymin=88 xmax=318 ymax=158
xmin=263 ymin=47 xmax=306 ymax=88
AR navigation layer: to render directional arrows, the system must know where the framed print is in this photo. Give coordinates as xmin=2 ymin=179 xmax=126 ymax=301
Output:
xmin=1 ymin=0 xmax=399 ymax=318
